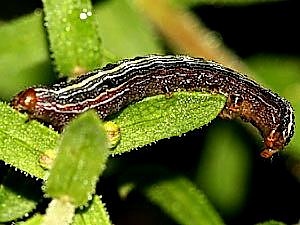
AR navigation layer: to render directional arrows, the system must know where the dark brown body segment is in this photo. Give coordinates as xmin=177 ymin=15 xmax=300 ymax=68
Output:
xmin=11 ymin=55 xmax=295 ymax=158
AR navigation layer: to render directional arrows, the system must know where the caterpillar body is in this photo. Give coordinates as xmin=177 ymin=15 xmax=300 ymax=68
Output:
xmin=11 ymin=55 xmax=295 ymax=158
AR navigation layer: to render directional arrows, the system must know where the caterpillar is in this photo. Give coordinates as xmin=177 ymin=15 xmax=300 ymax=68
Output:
xmin=11 ymin=55 xmax=295 ymax=158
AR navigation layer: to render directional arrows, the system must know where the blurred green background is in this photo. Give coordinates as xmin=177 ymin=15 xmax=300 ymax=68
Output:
xmin=0 ymin=0 xmax=299 ymax=224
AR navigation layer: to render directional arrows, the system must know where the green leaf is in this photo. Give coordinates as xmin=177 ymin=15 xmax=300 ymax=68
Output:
xmin=0 ymin=12 xmax=53 ymax=101
xmin=73 ymin=195 xmax=112 ymax=225
xmin=95 ymin=0 xmax=163 ymax=58
xmin=0 ymin=102 xmax=58 ymax=178
xmin=196 ymin=121 xmax=251 ymax=216
xmin=111 ymin=92 xmax=226 ymax=155
xmin=0 ymin=170 xmax=41 ymax=222
xmin=42 ymin=0 xmax=102 ymax=76
xmin=145 ymin=176 xmax=224 ymax=225
xmin=255 ymin=220 xmax=286 ymax=225
xmin=120 ymin=167 xmax=224 ymax=225
xmin=17 ymin=214 xmax=43 ymax=225
xmin=45 ymin=111 xmax=109 ymax=207
xmin=170 ymin=0 xmax=279 ymax=7
xmin=0 ymin=91 xmax=225 ymax=179
xmin=0 ymin=0 xmax=163 ymax=100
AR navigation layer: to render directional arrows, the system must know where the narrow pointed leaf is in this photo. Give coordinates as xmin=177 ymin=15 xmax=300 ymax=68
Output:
xmin=0 ymin=102 xmax=58 ymax=178
xmin=111 ymin=92 xmax=226 ymax=155
xmin=42 ymin=0 xmax=102 ymax=76
xmin=73 ymin=195 xmax=112 ymax=225
xmin=45 ymin=111 xmax=109 ymax=207
xmin=0 ymin=171 xmax=41 ymax=222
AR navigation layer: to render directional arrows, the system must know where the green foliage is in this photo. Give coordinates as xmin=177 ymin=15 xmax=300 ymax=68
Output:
xmin=112 ymin=92 xmax=226 ymax=155
xmin=0 ymin=102 xmax=58 ymax=178
xmin=196 ymin=121 xmax=251 ymax=216
xmin=255 ymin=220 xmax=286 ymax=225
xmin=145 ymin=177 xmax=224 ymax=225
xmin=119 ymin=166 xmax=224 ymax=225
xmin=0 ymin=170 xmax=40 ymax=222
xmin=171 ymin=0 xmax=279 ymax=7
xmin=95 ymin=0 xmax=163 ymax=58
xmin=42 ymin=0 xmax=102 ymax=76
xmin=0 ymin=92 xmax=225 ymax=180
xmin=45 ymin=111 xmax=109 ymax=207
xmin=17 ymin=214 xmax=43 ymax=225
xmin=0 ymin=12 xmax=53 ymax=100
xmin=43 ymin=111 xmax=111 ymax=224
xmin=73 ymin=195 xmax=111 ymax=225
xmin=17 ymin=196 xmax=112 ymax=225
xmin=144 ymin=174 xmax=225 ymax=225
